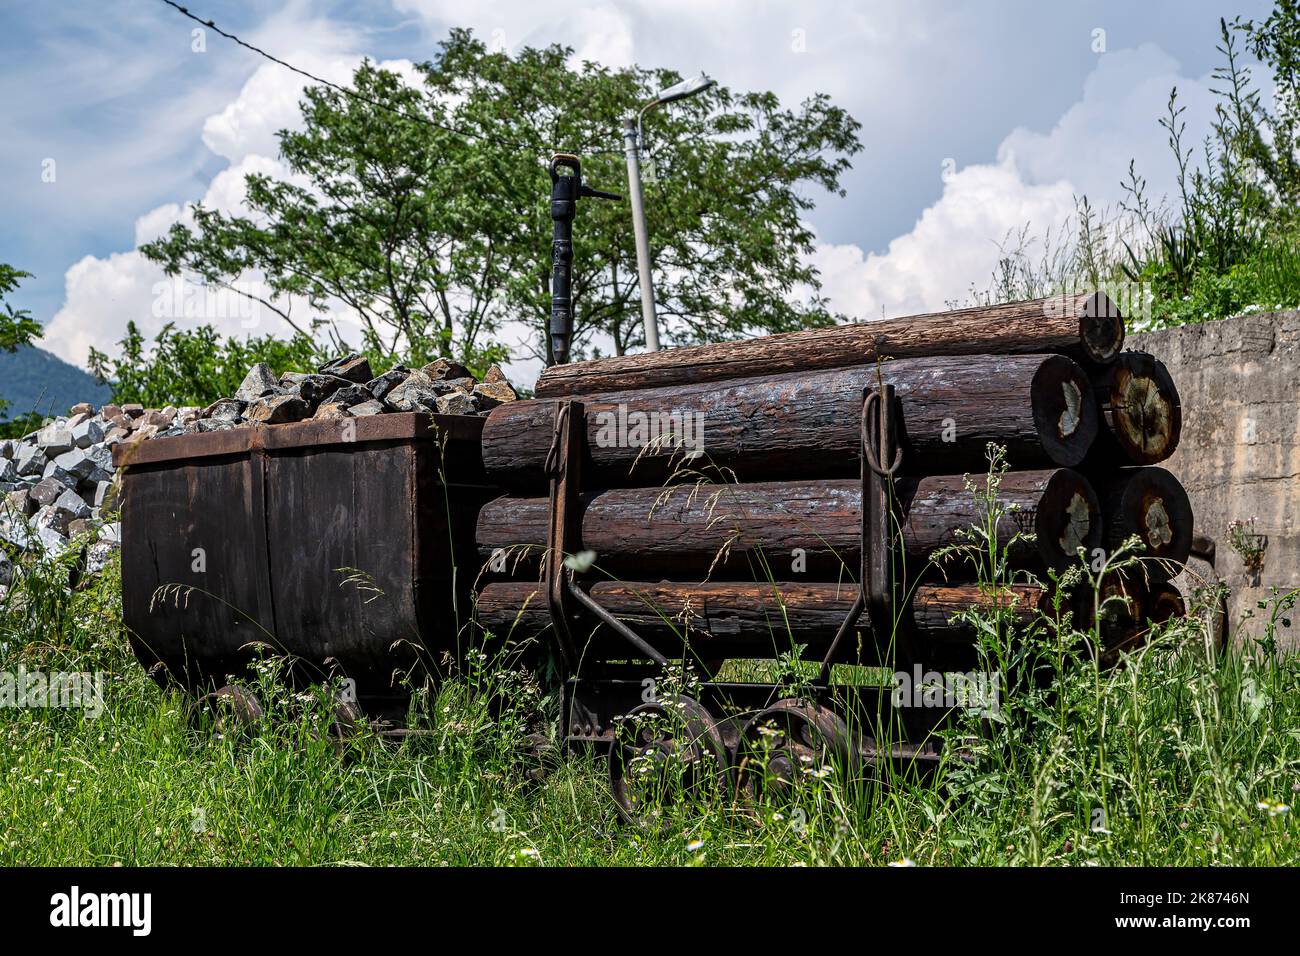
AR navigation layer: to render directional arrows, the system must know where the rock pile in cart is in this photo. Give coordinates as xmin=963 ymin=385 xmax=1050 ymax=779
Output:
xmin=0 ymin=354 xmax=517 ymax=590
xmin=184 ymin=354 xmax=516 ymax=434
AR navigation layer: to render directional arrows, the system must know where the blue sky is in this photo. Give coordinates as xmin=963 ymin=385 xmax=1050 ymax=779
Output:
xmin=0 ymin=0 xmax=1277 ymax=380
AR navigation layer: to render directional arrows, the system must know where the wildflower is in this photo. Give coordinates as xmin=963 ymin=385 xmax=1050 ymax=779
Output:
xmin=518 ymin=847 xmax=540 ymax=859
xmin=887 ymin=857 xmax=916 ymax=867
xmin=685 ymin=839 xmax=704 ymax=852
xmin=1257 ymin=800 xmax=1290 ymax=817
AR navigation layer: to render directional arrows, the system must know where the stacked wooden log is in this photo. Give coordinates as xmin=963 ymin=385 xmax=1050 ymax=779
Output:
xmin=474 ymin=291 xmax=1192 ymax=669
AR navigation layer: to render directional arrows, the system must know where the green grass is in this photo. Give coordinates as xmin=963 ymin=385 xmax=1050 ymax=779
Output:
xmin=3 ymin=516 xmax=1299 ymax=867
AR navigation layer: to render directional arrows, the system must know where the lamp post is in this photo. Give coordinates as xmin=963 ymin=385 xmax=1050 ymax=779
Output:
xmin=623 ymin=71 xmax=714 ymax=353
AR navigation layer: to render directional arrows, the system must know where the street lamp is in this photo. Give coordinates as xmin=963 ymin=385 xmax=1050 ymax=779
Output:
xmin=623 ymin=71 xmax=714 ymax=352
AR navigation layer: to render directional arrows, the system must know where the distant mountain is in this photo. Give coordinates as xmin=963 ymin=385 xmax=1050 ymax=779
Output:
xmin=0 ymin=345 xmax=111 ymax=421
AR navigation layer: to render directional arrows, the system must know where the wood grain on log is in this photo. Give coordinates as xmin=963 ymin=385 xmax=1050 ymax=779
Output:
xmin=474 ymin=579 xmax=1052 ymax=662
xmin=1089 ymin=351 xmax=1181 ymax=465
xmin=483 ymin=353 xmax=1099 ymax=487
xmin=476 ymin=469 xmax=1100 ymax=579
xmin=535 ymin=291 xmax=1123 ymax=397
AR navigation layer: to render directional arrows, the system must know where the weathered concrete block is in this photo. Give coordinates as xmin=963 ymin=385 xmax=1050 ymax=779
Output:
xmin=1132 ymin=310 xmax=1300 ymax=650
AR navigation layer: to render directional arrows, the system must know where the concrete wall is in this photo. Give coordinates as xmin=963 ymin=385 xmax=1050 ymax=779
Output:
xmin=1131 ymin=311 xmax=1300 ymax=649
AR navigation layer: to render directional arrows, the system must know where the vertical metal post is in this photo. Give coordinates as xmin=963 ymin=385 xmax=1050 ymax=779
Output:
xmin=622 ymin=118 xmax=660 ymax=353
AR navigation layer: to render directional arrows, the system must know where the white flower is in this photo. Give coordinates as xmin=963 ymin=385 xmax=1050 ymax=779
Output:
xmin=887 ymin=857 xmax=916 ymax=867
xmin=686 ymin=839 xmax=704 ymax=852
xmin=1257 ymin=800 xmax=1290 ymax=817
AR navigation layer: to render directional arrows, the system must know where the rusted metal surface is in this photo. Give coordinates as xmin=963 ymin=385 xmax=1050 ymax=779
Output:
xmin=120 ymin=413 xmax=493 ymax=704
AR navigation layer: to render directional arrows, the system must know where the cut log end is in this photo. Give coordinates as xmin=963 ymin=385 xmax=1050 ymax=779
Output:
xmin=1030 ymin=355 xmax=1099 ymax=466
xmin=1101 ymin=352 xmax=1182 ymax=465
xmin=1102 ymin=466 xmax=1194 ymax=574
xmin=1032 ymin=468 xmax=1101 ymax=570
xmin=1080 ymin=290 xmax=1126 ymax=364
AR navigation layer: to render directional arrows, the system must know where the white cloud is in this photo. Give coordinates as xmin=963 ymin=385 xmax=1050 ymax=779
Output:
xmin=811 ymin=44 xmax=1221 ymax=322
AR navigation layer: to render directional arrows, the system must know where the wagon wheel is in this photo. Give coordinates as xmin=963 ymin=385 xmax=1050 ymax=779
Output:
xmin=608 ymin=695 xmax=729 ymax=828
xmin=735 ymin=699 xmax=858 ymax=803
xmin=196 ymin=684 xmax=264 ymax=738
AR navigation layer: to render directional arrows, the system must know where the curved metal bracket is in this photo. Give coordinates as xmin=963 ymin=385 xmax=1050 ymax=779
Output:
xmin=817 ymin=383 xmax=903 ymax=685
xmin=544 ymin=399 xmax=669 ymax=675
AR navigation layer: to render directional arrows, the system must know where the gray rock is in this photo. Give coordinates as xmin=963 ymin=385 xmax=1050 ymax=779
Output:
xmin=42 ymin=462 xmax=77 ymax=487
xmin=203 ymin=398 xmax=246 ymax=422
xmin=68 ymin=517 xmax=96 ymax=540
xmin=30 ymin=476 xmax=71 ymax=507
xmin=296 ymin=373 xmax=352 ymax=408
xmin=0 ymin=439 xmax=13 ymax=459
xmin=235 ymin=363 xmax=279 ymax=402
xmin=33 ymin=504 xmax=69 ymax=537
xmin=196 ymin=418 xmax=236 ymax=432
xmin=436 ymin=391 xmax=478 ymax=416
xmin=245 ymin=394 xmax=310 ymax=425
xmin=471 ymin=379 xmax=517 ymax=411
xmin=330 ymin=384 xmax=372 ymax=408
xmin=5 ymin=488 xmax=34 ymax=517
xmin=99 ymin=522 xmax=121 ymax=545
xmin=349 ymin=400 xmax=384 ymax=417
xmin=0 ymin=459 xmax=17 ymax=483
xmin=366 ymin=367 xmax=410 ymax=402
xmin=312 ymin=401 xmax=351 ymax=421
xmin=53 ymin=488 xmax=91 ymax=521
xmin=86 ymin=541 xmax=118 ymax=575
xmin=86 ymin=444 xmax=113 ymax=470
xmin=0 ymin=550 xmax=10 ymax=587
xmin=384 ymin=372 xmax=441 ymax=412
xmin=434 ymin=376 xmax=477 ymax=395
xmin=37 ymin=423 xmax=74 ymax=455
xmin=93 ymin=481 xmax=116 ymax=510
xmin=15 ymin=444 xmax=47 ymax=477
xmin=37 ymin=524 xmax=69 ymax=556
xmin=319 ymin=353 xmax=373 ymax=384
xmin=0 ymin=516 xmax=34 ymax=549
xmin=421 ymin=358 xmax=472 ymax=381
xmin=53 ymin=448 xmax=96 ymax=481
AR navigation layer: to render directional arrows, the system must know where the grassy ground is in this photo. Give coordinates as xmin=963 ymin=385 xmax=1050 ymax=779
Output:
xmin=2 ymin=531 xmax=1299 ymax=868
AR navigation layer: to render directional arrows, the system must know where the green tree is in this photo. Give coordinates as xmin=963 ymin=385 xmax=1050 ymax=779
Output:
xmin=0 ymin=264 xmax=40 ymax=354
xmin=141 ymin=30 xmax=861 ymax=371
xmin=88 ymin=322 xmax=322 ymax=409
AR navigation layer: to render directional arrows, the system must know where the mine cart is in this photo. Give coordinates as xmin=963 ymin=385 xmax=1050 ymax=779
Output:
xmin=115 ymin=413 xmax=493 ymax=722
